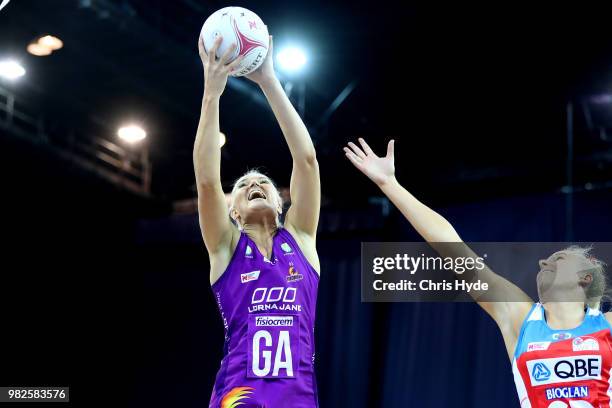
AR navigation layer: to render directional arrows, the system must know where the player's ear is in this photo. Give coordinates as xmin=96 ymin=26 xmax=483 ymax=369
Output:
xmin=230 ymin=208 xmax=241 ymax=225
xmin=276 ymin=194 xmax=283 ymax=215
xmin=578 ymin=271 xmax=593 ymax=288
xmin=582 ymin=273 xmax=593 ymax=284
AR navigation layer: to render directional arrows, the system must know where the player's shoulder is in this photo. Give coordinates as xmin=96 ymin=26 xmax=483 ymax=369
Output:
xmin=282 ymin=222 xmax=314 ymax=247
xmin=603 ymin=311 xmax=612 ymax=326
xmin=282 ymin=223 xmax=320 ymax=274
xmin=209 ymin=227 xmax=244 ymax=285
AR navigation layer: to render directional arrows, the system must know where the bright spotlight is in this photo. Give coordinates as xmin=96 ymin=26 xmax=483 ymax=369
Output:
xmin=118 ymin=125 xmax=147 ymax=143
xmin=38 ymin=35 xmax=63 ymax=51
xmin=27 ymin=43 xmax=52 ymax=56
xmin=219 ymin=132 xmax=226 ymax=148
xmin=0 ymin=60 xmax=25 ymax=80
xmin=277 ymin=47 xmax=307 ymax=72
xmin=0 ymin=0 xmax=11 ymax=12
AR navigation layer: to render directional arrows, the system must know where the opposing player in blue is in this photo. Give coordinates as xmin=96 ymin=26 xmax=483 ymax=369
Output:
xmin=345 ymin=138 xmax=611 ymax=408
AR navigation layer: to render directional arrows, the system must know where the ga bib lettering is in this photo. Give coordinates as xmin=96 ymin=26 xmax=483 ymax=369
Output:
xmin=247 ymin=314 xmax=300 ymax=379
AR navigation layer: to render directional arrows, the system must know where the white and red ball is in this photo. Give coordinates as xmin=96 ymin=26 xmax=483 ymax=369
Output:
xmin=200 ymin=7 xmax=269 ymax=77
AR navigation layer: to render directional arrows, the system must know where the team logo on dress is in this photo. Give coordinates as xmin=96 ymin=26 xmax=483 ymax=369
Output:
xmin=527 ymin=356 xmax=602 ymax=386
xmin=241 ymin=270 xmax=260 ymax=283
xmin=281 ymin=242 xmax=294 ymax=255
xmin=286 ymin=262 xmax=304 ymax=282
xmin=221 ymin=386 xmax=254 ymax=408
xmin=255 ymin=316 xmax=294 ymax=327
xmin=527 ymin=341 xmax=551 ymax=352
xmin=552 ymin=332 xmax=572 ymax=341
xmin=545 ymin=386 xmax=589 ymax=400
xmin=245 ymin=245 xmax=253 ymax=257
xmin=531 ymin=362 xmax=551 ymax=382
xmin=572 ymin=336 xmax=599 ymax=351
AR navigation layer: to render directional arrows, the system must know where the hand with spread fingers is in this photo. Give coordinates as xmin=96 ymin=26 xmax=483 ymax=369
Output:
xmin=198 ymin=35 xmax=245 ymax=98
xmin=344 ymin=138 xmax=396 ymax=186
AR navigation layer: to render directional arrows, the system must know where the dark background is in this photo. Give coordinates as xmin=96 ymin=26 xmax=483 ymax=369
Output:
xmin=1 ymin=1 xmax=612 ymax=407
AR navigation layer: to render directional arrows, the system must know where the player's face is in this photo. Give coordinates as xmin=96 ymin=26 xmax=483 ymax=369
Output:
xmin=536 ymin=251 xmax=593 ymax=302
xmin=231 ymin=174 xmax=280 ymax=225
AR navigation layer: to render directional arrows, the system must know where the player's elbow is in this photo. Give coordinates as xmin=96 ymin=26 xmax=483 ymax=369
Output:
xmin=301 ymin=150 xmax=318 ymax=168
xmin=195 ymin=176 xmax=221 ymax=192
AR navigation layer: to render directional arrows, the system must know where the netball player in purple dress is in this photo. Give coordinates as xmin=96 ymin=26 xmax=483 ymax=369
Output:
xmin=194 ymin=35 xmax=321 ymax=408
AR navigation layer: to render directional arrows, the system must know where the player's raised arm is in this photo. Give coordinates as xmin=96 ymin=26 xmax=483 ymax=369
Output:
xmin=193 ymin=36 xmax=244 ymax=272
xmin=344 ymin=138 xmax=533 ymax=355
xmin=246 ymin=37 xmax=321 ymax=265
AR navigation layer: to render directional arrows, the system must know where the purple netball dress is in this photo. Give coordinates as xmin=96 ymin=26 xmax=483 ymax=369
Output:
xmin=208 ymin=228 xmax=319 ymax=408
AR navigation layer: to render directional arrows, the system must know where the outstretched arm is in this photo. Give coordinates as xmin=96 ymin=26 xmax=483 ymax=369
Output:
xmin=344 ymin=138 xmax=533 ymax=357
xmin=194 ymin=36 xmax=244 ymax=281
xmin=247 ymin=37 xmax=320 ymax=242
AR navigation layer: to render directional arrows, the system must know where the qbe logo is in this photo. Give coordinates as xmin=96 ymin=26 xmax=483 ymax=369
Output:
xmin=532 ymin=362 xmax=551 ymax=381
xmin=527 ymin=355 xmax=602 ymax=386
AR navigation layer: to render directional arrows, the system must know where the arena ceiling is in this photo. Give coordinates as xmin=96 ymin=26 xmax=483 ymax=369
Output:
xmin=1 ymin=0 xmax=612 ymax=208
